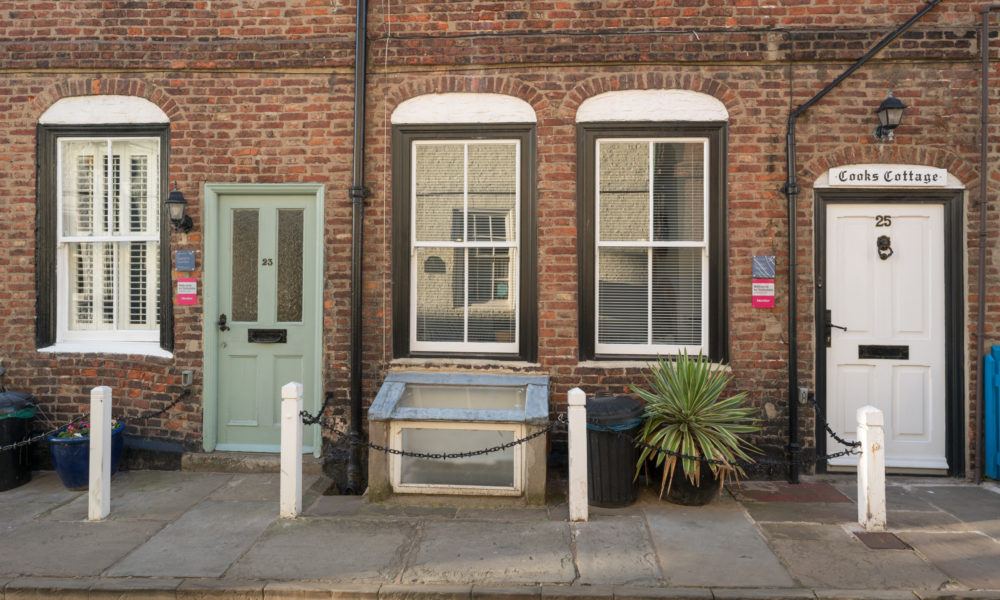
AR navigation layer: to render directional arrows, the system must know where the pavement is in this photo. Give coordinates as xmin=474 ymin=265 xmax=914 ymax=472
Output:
xmin=2 ymin=467 xmax=1000 ymax=600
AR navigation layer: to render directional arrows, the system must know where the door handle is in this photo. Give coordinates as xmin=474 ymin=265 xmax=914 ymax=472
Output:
xmin=217 ymin=313 xmax=230 ymax=332
xmin=824 ymin=309 xmax=846 ymax=348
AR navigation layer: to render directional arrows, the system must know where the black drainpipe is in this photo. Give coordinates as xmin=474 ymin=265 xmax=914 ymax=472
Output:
xmin=345 ymin=0 xmax=371 ymax=495
xmin=783 ymin=0 xmax=941 ymax=483
xmin=978 ymin=6 xmax=998 ymax=484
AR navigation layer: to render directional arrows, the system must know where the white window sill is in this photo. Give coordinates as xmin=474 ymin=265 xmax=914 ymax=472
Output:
xmin=38 ymin=341 xmax=173 ymax=358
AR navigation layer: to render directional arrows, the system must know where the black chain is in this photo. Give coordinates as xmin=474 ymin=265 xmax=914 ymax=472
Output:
xmin=301 ymin=405 xmax=565 ymax=459
xmin=0 ymin=413 xmax=89 ymax=454
xmin=809 ymin=395 xmax=862 ymax=449
xmin=588 ymin=420 xmax=859 ymax=472
xmin=0 ymin=388 xmax=190 ymax=454
xmin=121 ymin=388 xmax=191 ymax=425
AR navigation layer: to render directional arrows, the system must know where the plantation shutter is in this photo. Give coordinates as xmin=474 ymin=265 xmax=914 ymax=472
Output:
xmin=60 ymin=138 xmax=160 ymax=338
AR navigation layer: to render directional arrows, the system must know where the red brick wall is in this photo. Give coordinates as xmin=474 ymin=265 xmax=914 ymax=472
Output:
xmin=0 ymin=1 xmax=994 ymax=474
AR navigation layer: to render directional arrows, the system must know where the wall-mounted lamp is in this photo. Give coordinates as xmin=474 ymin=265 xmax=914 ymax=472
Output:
xmin=873 ymin=92 xmax=907 ymax=142
xmin=165 ymin=182 xmax=193 ymax=234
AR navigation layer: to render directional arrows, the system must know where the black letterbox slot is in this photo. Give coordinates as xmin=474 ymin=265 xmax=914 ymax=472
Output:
xmin=858 ymin=345 xmax=909 ymax=360
xmin=248 ymin=329 xmax=287 ymax=344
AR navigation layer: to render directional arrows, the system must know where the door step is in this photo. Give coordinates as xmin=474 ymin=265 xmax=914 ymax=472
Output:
xmin=182 ymin=451 xmax=324 ymax=475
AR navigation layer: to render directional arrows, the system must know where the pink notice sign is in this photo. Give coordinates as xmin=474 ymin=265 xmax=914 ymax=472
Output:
xmin=752 ymin=278 xmax=775 ymax=308
xmin=177 ymin=278 xmax=197 ymax=306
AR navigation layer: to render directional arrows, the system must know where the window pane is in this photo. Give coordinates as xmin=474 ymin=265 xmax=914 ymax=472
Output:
xmin=652 ymin=248 xmax=702 ymax=345
xmin=416 ymin=247 xmax=463 ymax=342
xmin=61 ymin=138 xmax=159 ymax=238
xmin=277 ymin=209 xmax=304 ymax=322
xmin=652 ymin=141 xmax=704 ymax=242
xmin=599 ymin=141 xmax=649 ymax=242
xmin=468 ymin=248 xmax=517 ymax=343
xmin=124 ymin=241 xmax=159 ymax=329
xmin=400 ymin=428 xmax=515 ymax=487
xmin=468 ymin=143 xmax=516 ymax=240
xmin=61 ymin=140 xmax=103 ymax=237
xmin=414 ymin=143 xmax=464 ymax=242
xmin=231 ymin=209 xmax=259 ymax=322
xmin=597 ymin=247 xmax=648 ymax=344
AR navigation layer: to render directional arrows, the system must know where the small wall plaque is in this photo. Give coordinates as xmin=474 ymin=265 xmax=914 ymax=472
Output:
xmin=174 ymin=250 xmax=196 ymax=272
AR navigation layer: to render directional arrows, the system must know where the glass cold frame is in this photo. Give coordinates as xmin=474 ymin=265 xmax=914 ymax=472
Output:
xmin=396 ymin=383 xmax=526 ymax=411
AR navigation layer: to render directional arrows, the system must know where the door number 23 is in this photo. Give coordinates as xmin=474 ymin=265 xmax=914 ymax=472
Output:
xmin=875 ymin=215 xmax=892 ymax=227
xmin=261 ymin=258 xmax=274 ymax=266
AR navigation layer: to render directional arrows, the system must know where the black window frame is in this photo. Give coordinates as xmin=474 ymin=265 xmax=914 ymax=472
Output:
xmin=391 ymin=123 xmax=537 ymax=362
xmin=36 ymin=123 xmax=173 ymax=351
xmin=577 ymin=122 xmax=728 ymax=362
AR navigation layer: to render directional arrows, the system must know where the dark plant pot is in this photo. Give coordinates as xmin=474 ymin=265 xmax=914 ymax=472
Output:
xmin=48 ymin=422 xmax=125 ymax=490
xmin=662 ymin=463 xmax=723 ymax=506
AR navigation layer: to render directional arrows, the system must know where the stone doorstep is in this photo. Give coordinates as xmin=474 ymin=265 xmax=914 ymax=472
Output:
xmin=181 ymin=451 xmax=325 ymax=475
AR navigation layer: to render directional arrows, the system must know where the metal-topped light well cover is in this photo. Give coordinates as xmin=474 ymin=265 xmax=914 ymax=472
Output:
xmin=165 ymin=182 xmax=193 ymax=233
xmin=874 ymin=92 xmax=907 ymax=141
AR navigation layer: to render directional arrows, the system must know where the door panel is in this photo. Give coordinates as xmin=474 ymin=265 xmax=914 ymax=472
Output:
xmin=825 ymin=203 xmax=947 ymax=471
xmin=216 ymin=194 xmax=317 ymax=452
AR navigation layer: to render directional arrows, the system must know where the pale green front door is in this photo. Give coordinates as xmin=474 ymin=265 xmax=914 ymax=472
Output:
xmin=215 ymin=193 xmax=318 ymax=452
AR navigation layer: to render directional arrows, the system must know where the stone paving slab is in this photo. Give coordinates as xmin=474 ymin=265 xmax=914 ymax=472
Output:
xmin=761 ymin=523 xmax=952 ymax=590
xmin=107 ymin=501 xmax=276 ymax=578
xmin=897 ymin=531 xmax=1000 ymax=590
xmin=913 ymin=486 xmax=1000 ymax=540
xmin=227 ymin=517 xmax=416 ymax=582
xmin=402 ymin=519 xmax=576 ymax=585
xmin=0 ymin=519 xmax=164 ymax=577
xmin=644 ymin=499 xmax=797 ymax=588
xmin=0 ymin=472 xmax=80 ymax=532
xmin=742 ymin=500 xmax=859 ymax=524
xmin=44 ymin=470 xmax=232 ymax=522
xmin=571 ymin=515 xmax=660 ymax=585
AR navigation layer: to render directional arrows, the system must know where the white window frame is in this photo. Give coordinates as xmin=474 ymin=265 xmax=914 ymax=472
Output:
xmin=55 ymin=136 xmax=161 ymax=344
xmin=594 ymin=137 xmax=710 ymax=356
xmin=408 ymin=139 xmax=521 ymax=354
xmin=388 ymin=420 xmax=525 ymax=496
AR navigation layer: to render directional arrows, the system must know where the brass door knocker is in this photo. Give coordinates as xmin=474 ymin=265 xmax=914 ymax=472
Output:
xmin=876 ymin=235 xmax=893 ymax=260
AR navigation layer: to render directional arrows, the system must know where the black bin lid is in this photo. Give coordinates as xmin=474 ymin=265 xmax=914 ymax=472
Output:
xmin=0 ymin=391 xmax=37 ymax=416
xmin=586 ymin=391 xmax=644 ymax=425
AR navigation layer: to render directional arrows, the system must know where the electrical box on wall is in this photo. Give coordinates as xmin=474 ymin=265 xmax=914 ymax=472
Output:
xmin=752 ymin=256 xmax=775 ymax=308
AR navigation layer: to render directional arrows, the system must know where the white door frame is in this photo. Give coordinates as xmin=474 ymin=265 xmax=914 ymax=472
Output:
xmin=814 ymin=188 xmax=965 ymax=476
xmin=202 ymin=183 xmax=325 ymax=456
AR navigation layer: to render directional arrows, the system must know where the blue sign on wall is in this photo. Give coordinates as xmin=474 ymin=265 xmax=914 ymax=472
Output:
xmin=174 ymin=250 xmax=196 ymax=272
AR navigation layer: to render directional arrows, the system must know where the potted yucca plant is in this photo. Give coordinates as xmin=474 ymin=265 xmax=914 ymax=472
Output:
xmin=632 ymin=351 xmax=759 ymax=505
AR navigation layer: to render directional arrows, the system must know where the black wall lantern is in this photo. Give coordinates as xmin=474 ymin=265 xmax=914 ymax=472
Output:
xmin=873 ymin=92 xmax=907 ymax=142
xmin=165 ymin=182 xmax=193 ymax=234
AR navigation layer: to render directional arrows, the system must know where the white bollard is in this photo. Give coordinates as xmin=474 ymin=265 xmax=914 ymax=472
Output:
xmin=280 ymin=381 xmax=304 ymax=519
xmin=568 ymin=387 xmax=588 ymax=522
xmin=857 ymin=405 xmax=886 ymax=532
xmin=88 ymin=386 xmax=113 ymax=521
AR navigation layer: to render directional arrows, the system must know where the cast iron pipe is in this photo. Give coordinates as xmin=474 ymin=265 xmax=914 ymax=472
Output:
xmin=346 ymin=0 xmax=370 ymax=495
xmin=978 ymin=6 xmax=999 ymax=484
xmin=783 ymin=0 xmax=941 ymax=483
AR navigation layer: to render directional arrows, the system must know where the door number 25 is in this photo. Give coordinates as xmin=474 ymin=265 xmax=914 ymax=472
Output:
xmin=875 ymin=215 xmax=892 ymax=227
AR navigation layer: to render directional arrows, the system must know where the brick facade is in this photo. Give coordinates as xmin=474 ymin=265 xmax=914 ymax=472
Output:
xmin=0 ymin=1 xmax=994 ymax=478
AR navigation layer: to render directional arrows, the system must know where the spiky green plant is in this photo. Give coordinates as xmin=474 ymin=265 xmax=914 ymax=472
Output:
xmin=632 ymin=351 xmax=760 ymax=497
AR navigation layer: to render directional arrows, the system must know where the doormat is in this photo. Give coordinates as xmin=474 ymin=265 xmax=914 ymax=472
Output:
xmin=854 ymin=531 xmax=910 ymax=550
xmin=732 ymin=481 xmax=853 ymax=503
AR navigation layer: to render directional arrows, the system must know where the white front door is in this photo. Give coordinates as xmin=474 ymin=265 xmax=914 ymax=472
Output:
xmin=825 ymin=203 xmax=948 ymax=471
